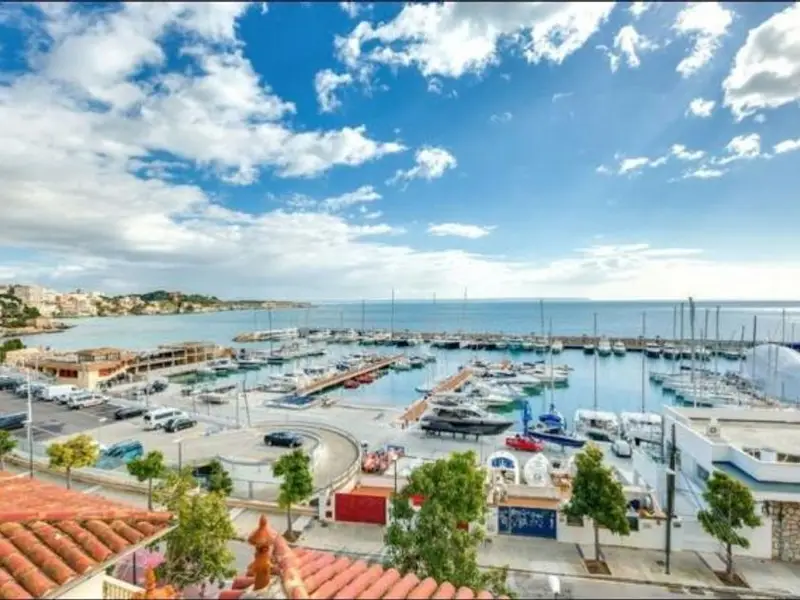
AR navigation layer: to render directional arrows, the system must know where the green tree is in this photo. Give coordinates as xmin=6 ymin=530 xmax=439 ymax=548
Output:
xmin=563 ymin=443 xmax=630 ymax=563
xmin=0 ymin=430 xmax=17 ymax=470
xmin=206 ymin=459 xmax=234 ymax=496
xmin=155 ymin=469 xmax=236 ymax=594
xmin=127 ymin=450 xmax=167 ymax=510
xmin=46 ymin=434 xmax=100 ymax=489
xmin=272 ymin=449 xmax=314 ymax=540
xmin=385 ymin=450 xmax=512 ymax=597
xmin=697 ymin=471 xmax=761 ymax=578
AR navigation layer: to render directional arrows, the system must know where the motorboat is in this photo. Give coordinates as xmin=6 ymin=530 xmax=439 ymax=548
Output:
xmin=644 ymin=343 xmax=663 ymax=358
xmin=333 ymin=329 xmax=359 ymax=344
xmin=236 ymin=356 xmax=266 ymax=370
xmin=661 ymin=344 xmax=680 ymax=359
xmin=649 ymin=371 xmax=671 ymax=384
xmin=583 ymin=341 xmax=595 ymax=354
xmin=619 ymin=412 xmax=662 ymax=445
xmin=533 ymin=338 xmax=549 ymax=353
xmin=207 ymin=358 xmax=239 ymax=374
xmin=307 ymin=329 xmax=333 ymax=343
xmin=612 ymin=341 xmax=626 ymax=356
xmin=597 ymin=338 xmax=612 ymax=357
xmin=391 ymin=358 xmax=412 ymax=371
xmin=430 ymin=338 xmax=461 ymax=349
xmin=198 ymin=392 xmax=230 ymax=405
xmin=408 ymin=357 xmax=426 ymax=369
xmin=406 ymin=336 xmax=424 ymax=346
xmin=550 ymin=339 xmax=563 ymax=354
xmin=420 ymin=405 xmax=515 ymax=437
xmin=415 ymin=384 xmax=434 ymax=394
xmin=507 ymin=338 xmax=524 ymax=351
xmin=694 ymin=346 xmax=712 ymax=361
xmin=422 ymin=353 xmax=437 ymax=363
xmin=523 ymin=402 xmax=586 ymax=449
xmin=195 ymin=366 xmax=216 ymax=378
xmin=573 ymin=409 xmax=620 ymax=442
xmin=494 ymin=341 xmax=508 ymax=350
xmin=722 ymin=348 xmax=745 ymax=360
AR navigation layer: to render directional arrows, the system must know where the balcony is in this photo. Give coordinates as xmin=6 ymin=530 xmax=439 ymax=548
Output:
xmin=102 ymin=576 xmax=144 ymax=599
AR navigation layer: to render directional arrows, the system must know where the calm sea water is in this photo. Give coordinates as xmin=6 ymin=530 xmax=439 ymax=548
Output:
xmin=16 ymin=300 xmax=798 ymax=423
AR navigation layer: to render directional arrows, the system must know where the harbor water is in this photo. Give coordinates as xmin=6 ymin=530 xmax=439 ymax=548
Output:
xmin=17 ymin=300 xmax=797 ymax=426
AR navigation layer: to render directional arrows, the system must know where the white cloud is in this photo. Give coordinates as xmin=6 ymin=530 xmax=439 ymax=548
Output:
xmin=490 ymin=111 xmax=513 ymax=124
xmin=339 ymin=2 xmax=361 ymax=18
xmin=774 ymin=139 xmax=800 ymax=155
xmin=716 ymin=133 xmax=762 ymax=165
xmin=552 ymin=92 xmax=573 ymax=102
xmin=672 ymin=2 xmax=734 ymax=78
xmin=629 ymin=2 xmax=652 ymax=19
xmin=671 ymin=144 xmax=705 ymax=161
xmin=618 ymin=157 xmax=650 ymax=174
xmin=287 ymin=185 xmax=382 ymax=213
xmin=388 ymin=146 xmax=457 ymax=186
xmin=334 ymin=3 xmax=615 ymax=80
xmin=427 ymin=223 xmax=495 ymax=239
xmin=314 ymin=69 xmax=354 ymax=113
xmin=362 ymin=210 xmax=383 ymax=220
xmin=722 ymin=3 xmax=800 ymax=120
xmin=603 ymin=25 xmax=656 ymax=72
xmin=686 ymin=97 xmax=715 ymax=118
xmin=680 ymin=166 xmax=726 ymax=180
xmin=596 ymin=165 xmax=612 ymax=175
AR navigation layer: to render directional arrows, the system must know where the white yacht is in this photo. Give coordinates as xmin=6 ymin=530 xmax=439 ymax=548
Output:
xmin=573 ymin=409 xmax=620 ymax=442
xmin=582 ymin=341 xmax=596 ymax=354
xmin=694 ymin=346 xmax=712 ymax=361
xmin=525 ymin=366 xmax=567 ymax=386
xmin=207 ymin=358 xmax=239 ymax=374
xmin=619 ymin=412 xmax=662 ymax=445
xmin=532 ymin=338 xmax=549 ymax=353
xmin=644 ymin=343 xmax=662 ymax=358
xmin=494 ymin=340 xmax=509 ymax=350
xmin=550 ymin=339 xmax=563 ymax=354
xmin=612 ymin=340 xmax=626 ymax=356
xmin=391 ymin=358 xmax=412 ymax=371
xmin=661 ymin=344 xmax=679 ymax=359
xmin=307 ymin=329 xmax=333 ymax=343
xmin=722 ymin=348 xmax=745 ymax=360
xmin=597 ymin=338 xmax=612 ymax=357
xmin=334 ymin=329 xmax=359 ymax=344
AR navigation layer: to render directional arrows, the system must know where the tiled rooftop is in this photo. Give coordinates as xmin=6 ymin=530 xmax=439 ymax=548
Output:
xmin=219 ymin=515 xmax=507 ymax=600
xmin=0 ymin=472 xmax=173 ymax=599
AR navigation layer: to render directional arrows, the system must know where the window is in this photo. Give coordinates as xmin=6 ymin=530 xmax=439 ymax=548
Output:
xmin=566 ymin=514 xmax=584 ymax=527
xmin=627 ymin=515 xmax=640 ymax=532
xmin=696 ymin=465 xmax=710 ymax=482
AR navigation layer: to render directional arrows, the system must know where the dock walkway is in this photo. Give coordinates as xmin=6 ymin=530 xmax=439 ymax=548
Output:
xmin=297 ymin=355 xmax=403 ymax=397
xmin=397 ymin=368 xmax=472 ymax=426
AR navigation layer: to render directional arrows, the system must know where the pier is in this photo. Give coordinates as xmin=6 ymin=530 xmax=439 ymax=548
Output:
xmin=397 ymin=368 xmax=472 ymax=426
xmin=296 ymin=355 xmax=403 ymax=397
xmin=231 ymin=328 xmax=770 ymax=352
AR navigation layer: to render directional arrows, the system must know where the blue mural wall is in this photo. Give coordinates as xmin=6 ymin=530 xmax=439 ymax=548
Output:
xmin=498 ymin=505 xmax=558 ymax=539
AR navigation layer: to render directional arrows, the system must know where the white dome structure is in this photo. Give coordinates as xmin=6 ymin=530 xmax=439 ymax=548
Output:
xmin=744 ymin=344 xmax=800 ymax=402
xmin=487 ymin=451 xmax=519 ymax=485
xmin=523 ymin=454 xmax=552 ymax=487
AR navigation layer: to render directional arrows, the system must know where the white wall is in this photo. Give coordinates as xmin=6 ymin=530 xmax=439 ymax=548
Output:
xmin=556 ymin=514 xmax=684 ymax=551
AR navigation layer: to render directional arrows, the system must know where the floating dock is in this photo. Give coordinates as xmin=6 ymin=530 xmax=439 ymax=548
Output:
xmin=296 ymin=355 xmax=403 ymax=397
xmin=397 ymin=368 xmax=472 ymax=426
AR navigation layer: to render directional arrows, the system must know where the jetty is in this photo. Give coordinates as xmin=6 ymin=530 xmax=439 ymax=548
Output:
xmin=296 ymin=355 xmax=402 ymax=397
xmin=397 ymin=368 xmax=472 ymax=426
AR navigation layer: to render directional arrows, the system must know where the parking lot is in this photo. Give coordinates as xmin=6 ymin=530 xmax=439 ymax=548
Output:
xmin=0 ymin=390 xmax=123 ymax=441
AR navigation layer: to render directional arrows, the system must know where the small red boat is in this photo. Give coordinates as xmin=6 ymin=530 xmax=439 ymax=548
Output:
xmin=356 ymin=373 xmax=375 ymax=384
xmin=343 ymin=379 xmax=360 ymax=389
xmin=505 ymin=434 xmax=544 ymax=453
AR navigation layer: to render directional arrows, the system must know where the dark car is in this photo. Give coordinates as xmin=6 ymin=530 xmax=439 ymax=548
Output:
xmin=0 ymin=412 xmax=27 ymax=431
xmin=164 ymin=417 xmax=197 ymax=433
xmin=114 ymin=406 xmax=146 ymax=421
xmin=263 ymin=431 xmax=303 ymax=448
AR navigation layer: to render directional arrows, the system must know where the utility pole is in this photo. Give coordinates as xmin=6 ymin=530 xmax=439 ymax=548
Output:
xmin=665 ymin=422 xmax=677 ymax=575
xmin=640 ymin=311 xmax=647 ymax=413
xmin=26 ymin=357 xmax=34 ymax=478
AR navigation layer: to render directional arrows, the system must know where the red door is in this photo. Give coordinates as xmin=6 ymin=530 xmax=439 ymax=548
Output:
xmin=334 ymin=493 xmax=387 ymax=525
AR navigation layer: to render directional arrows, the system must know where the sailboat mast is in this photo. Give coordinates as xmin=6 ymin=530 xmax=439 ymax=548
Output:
xmin=714 ymin=306 xmax=721 ymax=375
xmin=671 ymin=305 xmax=678 ymax=374
xmin=361 ymin=299 xmax=366 ymax=333
xmin=539 ymin=299 xmax=545 ymax=339
xmin=679 ymin=302 xmax=685 ymax=369
xmin=777 ymin=308 xmax=786 ymax=377
xmin=751 ymin=315 xmax=758 ymax=381
xmin=640 ymin=311 xmax=647 ymax=413
xmin=390 ymin=289 xmax=395 ymax=341
xmin=432 ymin=292 xmax=437 ymax=337
xmin=593 ymin=312 xmax=598 ymax=411
xmin=268 ymin=308 xmax=274 ymax=355
xmin=549 ymin=317 xmax=556 ymax=407
xmin=739 ymin=325 xmax=745 ymax=375
xmin=688 ymin=298 xmax=696 ymax=406
xmin=703 ymin=308 xmax=710 ymax=355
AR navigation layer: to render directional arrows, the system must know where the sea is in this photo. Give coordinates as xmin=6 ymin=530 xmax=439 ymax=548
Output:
xmin=16 ymin=300 xmax=800 ymax=423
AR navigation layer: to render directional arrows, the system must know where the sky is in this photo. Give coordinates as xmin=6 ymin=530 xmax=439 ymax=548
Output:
xmin=0 ymin=1 xmax=799 ymax=302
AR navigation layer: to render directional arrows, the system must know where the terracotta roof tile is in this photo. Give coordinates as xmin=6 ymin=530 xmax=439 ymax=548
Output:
xmin=0 ymin=472 xmax=173 ymax=600
xmin=217 ymin=515 xmax=505 ymax=600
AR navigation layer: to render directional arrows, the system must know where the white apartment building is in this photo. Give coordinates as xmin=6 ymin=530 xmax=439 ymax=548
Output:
xmin=634 ymin=405 xmax=800 ymax=562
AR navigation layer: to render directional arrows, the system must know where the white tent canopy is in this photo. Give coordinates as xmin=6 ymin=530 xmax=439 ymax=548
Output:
xmin=744 ymin=343 xmax=800 ymax=403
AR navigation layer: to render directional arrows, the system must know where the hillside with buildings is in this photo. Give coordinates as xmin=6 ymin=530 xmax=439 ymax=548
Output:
xmin=0 ymin=283 xmax=311 ymax=321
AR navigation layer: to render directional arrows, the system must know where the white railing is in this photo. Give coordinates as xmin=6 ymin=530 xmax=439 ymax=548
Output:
xmin=102 ymin=576 xmax=143 ymax=600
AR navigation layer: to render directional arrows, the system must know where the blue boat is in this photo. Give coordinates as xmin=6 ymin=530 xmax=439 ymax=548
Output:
xmin=522 ymin=401 xmax=587 ymax=449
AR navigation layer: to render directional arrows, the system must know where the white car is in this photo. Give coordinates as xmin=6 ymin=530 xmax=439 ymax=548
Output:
xmin=611 ymin=438 xmax=632 ymax=458
xmin=68 ymin=393 xmax=107 ymax=410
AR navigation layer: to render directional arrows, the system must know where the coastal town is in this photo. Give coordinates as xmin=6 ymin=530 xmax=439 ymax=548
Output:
xmin=0 ymin=283 xmax=310 ymax=337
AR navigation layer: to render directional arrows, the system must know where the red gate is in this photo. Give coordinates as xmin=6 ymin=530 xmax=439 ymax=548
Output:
xmin=334 ymin=493 xmax=387 ymax=525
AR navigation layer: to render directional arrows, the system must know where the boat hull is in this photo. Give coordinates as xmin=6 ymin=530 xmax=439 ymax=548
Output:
xmin=527 ymin=430 xmax=586 ymax=448
xmin=420 ymin=417 xmax=513 ymax=437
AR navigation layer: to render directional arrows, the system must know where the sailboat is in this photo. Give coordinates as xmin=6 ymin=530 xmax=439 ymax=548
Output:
xmin=523 ymin=401 xmax=586 ymax=449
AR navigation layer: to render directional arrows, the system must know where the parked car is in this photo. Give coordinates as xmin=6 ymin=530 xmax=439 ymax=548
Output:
xmin=611 ymin=438 xmax=633 ymax=458
xmin=263 ymin=431 xmax=303 ymax=448
xmin=96 ymin=440 xmax=144 ymax=469
xmin=114 ymin=406 xmax=146 ymax=421
xmin=145 ymin=379 xmax=169 ymax=394
xmin=143 ymin=408 xmax=187 ymax=431
xmin=68 ymin=393 xmax=106 ymax=410
xmin=0 ymin=412 xmax=27 ymax=431
xmin=164 ymin=417 xmax=197 ymax=433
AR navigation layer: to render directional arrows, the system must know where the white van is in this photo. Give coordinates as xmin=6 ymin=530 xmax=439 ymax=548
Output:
xmin=143 ymin=408 xmax=187 ymax=431
xmin=40 ymin=384 xmax=78 ymax=402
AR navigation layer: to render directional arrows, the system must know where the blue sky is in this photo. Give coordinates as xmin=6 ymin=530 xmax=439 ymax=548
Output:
xmin=0 ymin=2 xmax=799 ymax=300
